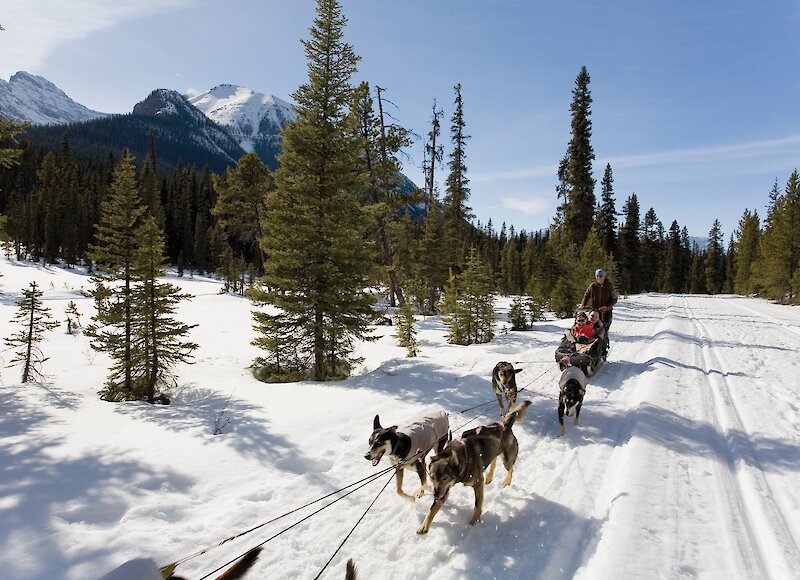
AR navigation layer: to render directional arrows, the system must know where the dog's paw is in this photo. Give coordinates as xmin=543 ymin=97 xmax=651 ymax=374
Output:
xmin=400 ymin=492 xmax=416 ymax=502
xmin=416 ymin=523 xmax=429 ymax=534
xmin=414 ymin=488 xmax=426 ymax=500
xmin=468 ymin=514 xmax=481 ymax=526
xmin=502 ymin=474 xmax=513 ymax=488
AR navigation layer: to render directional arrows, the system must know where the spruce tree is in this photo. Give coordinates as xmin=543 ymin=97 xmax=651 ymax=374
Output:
xmin=559 ymin=66 xmax=596 ymax=247
xmin=65 ymin=300 xmax=82 ymax=335
xmin=756 ymin=170 xmax=800 ymax=302
xmin=417 ymin=195 xmax=448 ymax=314
xmin=596 ymin=163 xmax=617 ymax=257
xmin=661 ymin=221 xmax=683 ymax=293
xmin=733 ymin=209 xmax=761 ymax=295
xmin=443 ymin=83 xmax=473 ymax=269
xmin=507 ymin=296 xmax=529 ymax=330
xmin=705 ymin=219 xmax=725 ymax=294
xmin=85 ymin=152 xmax=145 ymax=400
xmin=5 ymin=281 xmax=60 ymax=382
xmin=0 ymin=111 xmax=28 ymax=168
xmin=442 ymin=248 xmax=495 ymax=345
xmin=130 ymin=216 xmax=198 ymax=403
xmin=641 ymin=208 xmax=664 ymax=292
xmin=618 ymin=193 xmax=641 ymax=294
xmin=393 ymin=302 xmax=419 ymax=357
xmin=212 ymin=152 xmax=271 ymax=279
xmin=254 ymin=0 xmax=376 ymax=381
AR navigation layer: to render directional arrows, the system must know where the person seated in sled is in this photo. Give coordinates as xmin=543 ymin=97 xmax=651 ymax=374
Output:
xmin=555 ymin=311 xmax=596 ymax=371
xmin=589 ymin=309 xmax=607 ymax=357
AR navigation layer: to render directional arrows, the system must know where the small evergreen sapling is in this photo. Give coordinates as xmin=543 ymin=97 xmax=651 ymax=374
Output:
xmin=393 ymin=302 xmax=419 ymax=357
xmin=65 ymin=300 xmax=82 ymax=334
xmin=507 ymin=297 xmax=529 ymax=330
xmin=4 ymin=281 xmax=60 ymax=382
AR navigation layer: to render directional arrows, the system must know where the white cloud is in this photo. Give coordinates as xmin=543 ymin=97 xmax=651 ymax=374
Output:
xmin=0 ymin=0 xmax=196 ymax=78
xmin=500 ymin=196 xmax=550 ymax=216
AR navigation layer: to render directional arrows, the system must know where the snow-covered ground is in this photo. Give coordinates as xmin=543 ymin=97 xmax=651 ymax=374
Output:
xmin=1 ymin=257 xmax=799 ymax=580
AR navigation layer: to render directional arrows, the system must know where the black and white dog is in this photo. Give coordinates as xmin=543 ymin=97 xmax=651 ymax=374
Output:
xmin=365 ymin=411 xmax=449 ymax=500
xmin=558 ymin=366 xmax=587 ymax=436
xmin=492 ymin=361 xmax=523 ymax=416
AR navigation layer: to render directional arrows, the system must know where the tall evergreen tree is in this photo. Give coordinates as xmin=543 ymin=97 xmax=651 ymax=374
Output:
xmin=353 ymin=82 xmax=412 ymax=307
xmin=618 ymin=193 xmax=641 ymax=294
xmin=596 ymin=163 xmax=617 ymax=257
xmin=661 ymin=220 xmax=683 ymax=293
xmin=705 ymin=219 xmax=725 ymax=294
xmin=85 ymin=152 xmax=145 ymax=400
xmin=393 ymin=302 xmax=419 ymax=357
xmin=640 ymin=208 xmax=664 ymax=292
xmin=423 ymin=99 xmax=444 ymax=212
xmin=443 ymin=83 xmax=473 ymax=269
xmin=254 ymin=0 xmax=376 ymax=381
xmin=559 ymin=66 xmax=596 ymax=247
xmin=4 ymin=281 xmax=60 ymax=382
xmin=130 ymin=216 xmax=198 ymax=403
xmin=756 ymin=170 xmax=800 ymax=303
xmin=212 ymin=153 xmax=272 ymax=281
xmin=733 ymin=209 xmax=761 ymax=295
xmin=0 ymin=111 xmax=28 ymax=168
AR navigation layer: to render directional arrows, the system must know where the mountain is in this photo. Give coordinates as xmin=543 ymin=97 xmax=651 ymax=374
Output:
xmin=187 ymin=85 xmax=296 ymax=170
xmin=22 ymin=89 xmax=245 ymax=174
xmin=0 ymin=71 xmax=108 ymax=125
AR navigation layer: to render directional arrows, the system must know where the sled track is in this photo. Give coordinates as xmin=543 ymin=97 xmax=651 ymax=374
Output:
xmin=682 ymin=296 xmax=800 ymax=579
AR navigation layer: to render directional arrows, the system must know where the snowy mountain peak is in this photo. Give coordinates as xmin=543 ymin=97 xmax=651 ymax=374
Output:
xmin=0 ymin=70 xmax=108 ymax=125
xmin=188 ymin=84 xmax=295 ymax=157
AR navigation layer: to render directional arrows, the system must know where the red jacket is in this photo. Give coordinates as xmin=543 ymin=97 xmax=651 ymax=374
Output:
xmin=573 ymin=322 xmax=595 ymax=340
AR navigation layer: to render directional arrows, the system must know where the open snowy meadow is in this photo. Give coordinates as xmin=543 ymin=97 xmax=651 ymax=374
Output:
xmin=1 ymin=257 xmax=799 ymax=580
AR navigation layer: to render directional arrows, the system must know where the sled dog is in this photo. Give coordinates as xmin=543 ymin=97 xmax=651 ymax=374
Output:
xmin=417 ymin=400 xmax=531 ymax=534
xmin=491 ymin=361 xmax=523 ymax=415
xmin=558 ymin=366 xmax=587 ymax=436
xmin=365 ymin=411 xmax=449 ymax=500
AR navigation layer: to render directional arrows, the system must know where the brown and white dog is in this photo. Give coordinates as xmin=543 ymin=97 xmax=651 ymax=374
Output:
xmin=492 ymin=361 xmax=523 ymax=416
xmin=416 ymin=400 xmax=531 ymax=534
xmin=365 ymin=411 xmax=449 ymax=500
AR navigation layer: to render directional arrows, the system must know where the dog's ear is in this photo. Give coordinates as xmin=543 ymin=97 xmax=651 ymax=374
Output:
xmin=373 ymin=415 xmax=381 ymax=430
xmin=388 ymin=426 xmax=398 ymax=433
xmin=514 ymin=368 xmax=523 ymax=375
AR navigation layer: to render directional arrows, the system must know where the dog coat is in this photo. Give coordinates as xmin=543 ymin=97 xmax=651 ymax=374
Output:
xmin=397 ymin=411 xmax=449 ymax=461
xmin=559 ymin=366 xmax=587 ymax=391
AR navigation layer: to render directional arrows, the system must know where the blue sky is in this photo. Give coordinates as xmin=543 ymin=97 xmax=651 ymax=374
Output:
xmin=2 ymin=0 xmax=798 ymax=238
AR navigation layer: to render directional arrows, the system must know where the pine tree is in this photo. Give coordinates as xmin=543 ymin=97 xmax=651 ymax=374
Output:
xmin=4 ymin=281 xmax=60 ymax=382
xmin=417 ymin=196 xmax=448 ymax=314
xmin=0 ymin=111 xmax=28 ymax=168
xmin=443 ymin=83 xmax=473 ymax=269
xmin=559 ymin=66 xmax=596 ymax=247
xmin=442 ymin=248 xmax=495 ymax=345
xmin=596 ymin=163 xmax=617 ymax=257
xmin=65 ymin=300 xmax=82 ymax=335
xmin=661 ymin=220 xmax=683 ymax=293
xmin=129 ymin=216 xmax=198 ymax=403
xmin=85 ymin=152 xmax=145 ymax=400
xmin=705 ymin=219 xmax=725 ymax=294
xmin=393 ymin=302 xmax=419 ymax=357
xmin=212 ymin=152 xmax=271 ymax=279
xmin=733 ymin=209 xmax=761 ymax=295
xmin=507 ymin=296 xmax=529 ymax=330
xmin=640 ymin=208 xmax=664 ymax=292
xmin=352 ymin=82 xmax=413 ymax=307
xmin=254 ymin=0 xmax=376 ymax=381
xmin=618 ymin=193 xmax=641 ymax=294
xmin=756 ymin=170 xmax=800 ymax=303
xmin=440 ymin=268 xmax=466 ymax=344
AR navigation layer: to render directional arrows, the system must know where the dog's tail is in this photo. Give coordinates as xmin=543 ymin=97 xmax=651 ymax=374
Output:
xmin=502 ymin=400 xmax=532 ymax=429
xmin=345 ymin=558 xmax=358 ymax=580
xmin=213 ymin=547 xmax=262 ymax=580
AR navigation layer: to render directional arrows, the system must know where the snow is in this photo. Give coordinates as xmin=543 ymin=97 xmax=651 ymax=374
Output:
xmin=1 ymin=257 xmax=799 ymax=580
xmin=188 ymin=84 xmax=296 ymax=153
xmin=0 ymin=71 xmax=108 ymax=125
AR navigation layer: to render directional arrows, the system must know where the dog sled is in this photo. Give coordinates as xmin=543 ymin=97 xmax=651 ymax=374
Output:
xmin=554 ymin=327 xmax=607 ymax=377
